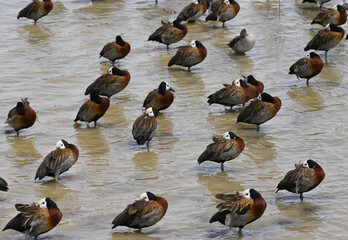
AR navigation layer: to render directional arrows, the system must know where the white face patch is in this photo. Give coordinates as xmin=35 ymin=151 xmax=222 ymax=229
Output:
xmin=37 ymin=198 xmax=48 ymax=208
xmin=241 ymin=189 xmax=251 ymax=199
xmin=192 ymin=0 xmax=199 ymax=4
xmin=165 ymin=81 xmax=171 ymax=91
xmin=146 ymin=107 xmax=154 ymax=117
xmin=222 ymin=132 xmax=230 ymax=139
xmin=232 ymin=79 xmax=242 ymax=87
xmin=140 ymin=192 xmax=149 ymax=201
xmin=56 ymin=140 xmax=66 ymax=150
xmin=302 ymin=160 xmax=309 ymax=168
xmin=190 ymin=40 xmax=197 ymax=48
xmin=223 ymin=0 xmax=229 ymax=4
xmin=108 ymin=67 xmax=114 ymax=75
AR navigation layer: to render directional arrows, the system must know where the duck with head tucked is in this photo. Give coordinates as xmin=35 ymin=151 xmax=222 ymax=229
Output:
xmin=99 ymin=35 xmax=131 ymax=63
xmin=209 ymin=188 xmax=267 ymax=235
xmin=74 ymin=92 xmax=110 ymax=128
xmin=2 ymin=197 xmax=62 ymax=239
xmin=35 ymin=139 xmax=79 ymax=181
xmin=176 ymin=0 xmax=208 ymax=23
xmin=148 ymin=20 xmax=188 ymax=49
xmin=112 ymin=191 xmax=168 ymax=230
xmin=17 ymin=0 xmax=53 ymax=23
xmin=311 ymin=4 xmax=347 ymax=26
xmin=206 ymin=0 xmax=240 ymax=27
xmin=6 ymin=98 xmax=36 ymax=136
xmin=289 ymin=52 xmax=323 ymax=86
xmin=143 ymin=81 xmax=175 ymax=112
xmin=304 ymin=23 xmax=345 ymax=59
xmin=85 ymin=67 xmax=131 ymax=99
xmin=168 ymin=40 xmax=207 ymax=71
xmin=198 ymin=131 xmax=245 ymax=171
xmin=276 ymin=159 xmax=325 ymax=200
xmin=237 ymin=92 xmax=281 ymax=131
xmin=132 ymin=107 xmax=159 ymax=147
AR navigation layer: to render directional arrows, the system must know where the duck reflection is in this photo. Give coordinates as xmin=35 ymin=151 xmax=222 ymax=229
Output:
xmin=287 ymin=86 xmax=324 ymax=111
xmin=240 ymin=130 xmax=277 ymax=165
xmin=156 ymin=113 xmax=177 ymax=148
xmin=228 ymin=50 xmax=255 ymax=72
xmin=132 ymin=151 xmax=159 ymax=171
xmin=207 ymin=111 xmax=239 ymax=133
xmin=5 ymin=136 xmax=41 ymax=167
xmin=197 ymin=172 xmax=244 ymax=197
xmin=18 ymin=25 xmax=53 ymax=46
xmin=112 ymin=231 xmax=160 ymax=240
xmin=75 ymin=127 xmax=110 ymax=164
xmin=34 ymin=180 xmax=80 ymax=204
xmin=275 ymin=198 xmax=322 ymax=233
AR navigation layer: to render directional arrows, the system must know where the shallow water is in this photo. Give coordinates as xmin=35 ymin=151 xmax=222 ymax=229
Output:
xmin=0 ymin=0 xmax=348 ymax=239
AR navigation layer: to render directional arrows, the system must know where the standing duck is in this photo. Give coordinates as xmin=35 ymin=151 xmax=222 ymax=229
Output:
xmin=112 ymin=191 xmax=168 ymax=230
xmin=304 ymin=23 xmax=345 ymax=59
xmin=207 ymin=79 xmax=251 ymax=109
xmin=198 ymin=131 xmax=245 ymax=171
xmin=311 ymin=5 xmax=347 ymax=26
xmin=0 ymin=177 xmax=8 ymax=191
xmin=206 ymin=0 xmax=240 ymax=27
xmin=143 ymin=81 xmax=175 ymax=112
xmin=74 ymin=92 xmax=110 ymax=128
xmin=168 ymin=40 xmax=207 ymax=71
xmin=148 ymin=20 xmax=188 ymax=49
xmin=85 ymin=67 xmax=131 ymax=98
xmin=6 ymin=98 xmax=36 ymax=136
xmin=276 ymin=159 xmax=325 ymax=200
xmin=176 ymin=0 xmax=208 ymax=23
xmin=228 ymin=29 xmax=255 ymax=54
xmin=99 ymin=35 xmax=131 ymax=63
xmin=35 ymin=140 xmax=79 ymax=181
xmin=3 ymin=197 xmax=62 ymax=239
xmin=209 ymin=188 xmax=267 ymax=234
xmin=289 ymin=52 xmax=324 ymax=86
xmin=132 ymin=107 xmax=159 ymax=147
xmin=17 ymin=0 xmax=53 ymax=23
xmin=237 ymin=92 xmax=281 ymax=131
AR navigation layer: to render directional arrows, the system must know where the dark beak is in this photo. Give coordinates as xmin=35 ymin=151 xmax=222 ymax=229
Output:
xmin=170 ymin=87 xmax=176 ymax=93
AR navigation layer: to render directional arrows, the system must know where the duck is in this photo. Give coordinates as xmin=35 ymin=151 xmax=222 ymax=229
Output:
xmin=198 ymin=131 xmax=245 ymax=171
xmin=148 ymin=20 xmax=188 ymax=49
xmin=168 ymin=40 xmax=207 ymax=71
xmin=112 ymin=191 xmax=168 ymax=230
xmin=0 ymin=177 xmax=8 ymax=192
xmin=85 ymin=67 xmax=131 ymax=98
xmin=17 ymin=0 xmax=53 ymax=23
xmin=237 ymin=92 xmax=282 ymax=131
xmin=207 ymin=79 xmax=251 ymax=109
xmin=143 ymin=81 xmax=175 ymax=111
xmin=6 ymin=98 xmax=36 ymax=136
xmin=304 ymin=23 xmax=345 ymax=59
xmin=132 ymin=107 xmax=159 ymax=147
xmin=302 ymin=0 xmax=331 ymax=8
xmin=206 ymin=0 xmax=240 ymax=27
xmin=289 ymin=52 xmax=324 ymax=86
xmin=176 ymin=0 xmax=208 ymax=23
xmin=74 ymin=92 xmax=110 ymax=128
xmin=276 ymin=159 xmax=325 ymax=200
xmin=311 ymin=5 xmax=347 ymax=26
xmin=209 ymin=188 xmax=267 ymax=234
xmin=99 ymin=35 xmax=131 ymax=62
xmin=2 ymin=197 xmax=62 ymax=239
xmin=228 ymin=29 xmax=255 ymax=54
xmin=244 ymin=75 xmax=264 ymax=99
xmin=35 ymin=140 xmax=79 ymax=181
